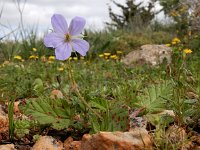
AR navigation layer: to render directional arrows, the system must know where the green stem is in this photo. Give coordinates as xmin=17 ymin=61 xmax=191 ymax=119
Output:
xmin=67 ymin=60 xmax=103 ymax=120
xmin=8 ymin=97 xmax=15 ymax=141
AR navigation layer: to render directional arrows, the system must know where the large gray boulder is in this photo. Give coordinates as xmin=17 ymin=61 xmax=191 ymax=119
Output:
xmin=121 ymin=44 xmax=172 ymax=66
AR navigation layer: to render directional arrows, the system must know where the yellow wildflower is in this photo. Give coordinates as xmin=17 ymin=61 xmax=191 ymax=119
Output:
xmin=116 ymin=51 xmax=123 ymax=54
xmin=73 ymin=57 xmax=78 ymax=60
xmin=183 ymin=49 xmax=192 ymax=54
xmin=80 ymin=56 xmax=84 ymax=60
xmin=104 ymin=53 xmax=111 ymax=56
xmin=57 ymin=67 xmax=64 ymax=71
xmin=69 ymin=57 xmax=72 ymax=60
xmin=14 ymin=55 xmax=22 ymax=60
xmin=172 ymin=37 xmax=181 ymax=44
xmin=29 ymin=55 xmax=38 ymax=59
xmin=165 ymin=44 xmax=171 ymax=47
xmin=32 ymin=48 xmax=37 ymax=51
xmin=48 ymin=56 xmax=55 ymax=61
xmin=99 ymin=54 xmax=104 ymax=58
xmin=110 ymin=55 xmax=118 ymax=59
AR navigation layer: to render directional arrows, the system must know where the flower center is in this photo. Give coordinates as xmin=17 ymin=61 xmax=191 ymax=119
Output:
xmin=65 ymin=33 xmax=71 ymax=42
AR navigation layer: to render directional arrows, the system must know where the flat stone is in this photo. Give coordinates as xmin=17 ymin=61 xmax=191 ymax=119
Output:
xmin=32 ymin=136 xmax=63 ymax=150
xmin=0 ymin=144 xmax=15 ymax=150
xmin=121 ymin=44 xmax=172 ymax=66
xmin=81 ymin=129 xmax=152 ymax=150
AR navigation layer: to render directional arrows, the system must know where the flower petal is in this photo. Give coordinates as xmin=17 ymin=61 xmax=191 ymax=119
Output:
xmin=51 ymin=14 xmax=68 ymax=34
xmin=71 ymin=39 xmax=89 ymax=56
xmin=69 ymin=17 xmax=86 ymax=36
xmin=44 ymin=32 xmax=64 ymax=48
xmin=55 ymin=43 xmax=72 ymax=60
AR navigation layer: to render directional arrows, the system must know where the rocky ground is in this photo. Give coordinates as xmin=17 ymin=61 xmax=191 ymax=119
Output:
xmin=0 ymin=102 xmax=200 ymax=150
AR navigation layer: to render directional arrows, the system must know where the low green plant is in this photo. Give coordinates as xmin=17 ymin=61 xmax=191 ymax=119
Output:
xmin=14 ymin=119 xmax=36 ymax=139
xmin=19 ymin=97 xmax=72 ymax=130
xmin=136 ymin=81 xmax=173 ymax=114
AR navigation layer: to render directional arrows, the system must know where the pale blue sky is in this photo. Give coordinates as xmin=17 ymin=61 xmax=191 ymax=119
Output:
xmin=0 ymin=0 xmax=163 ymax=38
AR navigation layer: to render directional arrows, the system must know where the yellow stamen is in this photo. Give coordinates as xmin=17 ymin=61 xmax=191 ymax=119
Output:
xmin=65 ymin=33 xmax=71 ymax=42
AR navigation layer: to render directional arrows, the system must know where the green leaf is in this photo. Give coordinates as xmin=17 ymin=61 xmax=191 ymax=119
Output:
xmin=33 ymin=78 xmax=44 ymax=95
xmin=30 ymin=99 xmax=45 ymax=113
xmin=52 ymin=119 xmax=70 ymax=130
xmin=19 ymin=97 xmax=73 ymax=130
xmin=90 ymin=100 xmax=107 ymax=111
xmin=90 ymin=115 xmax=100 ymax=133
xmin=136 ymin=81 xmax=173 ymax=113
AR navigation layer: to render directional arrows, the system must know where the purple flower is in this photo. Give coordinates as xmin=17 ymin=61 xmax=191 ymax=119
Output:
xmin=44 ymin=14 xmax=89 ymax=60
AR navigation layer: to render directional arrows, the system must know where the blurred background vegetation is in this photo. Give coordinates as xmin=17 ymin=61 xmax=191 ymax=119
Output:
xmin=0 ymin=0 xmax=199 ymax=62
